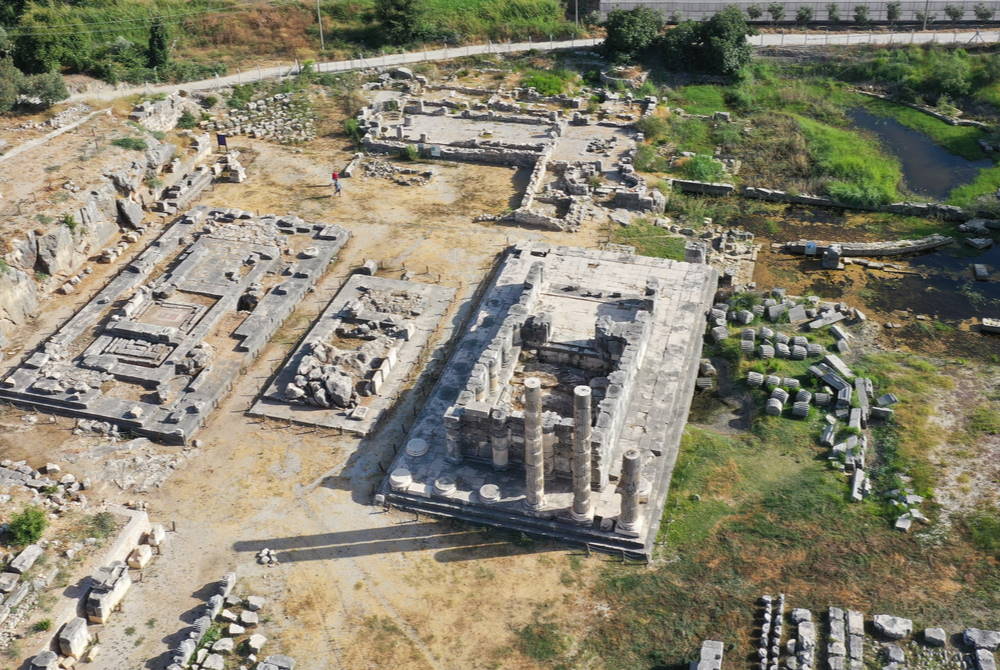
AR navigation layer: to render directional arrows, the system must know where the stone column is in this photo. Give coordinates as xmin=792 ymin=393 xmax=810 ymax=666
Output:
xmin=570 ymin=385 xmax=593 ymax=523
xmin=490 ymin=408 xmax=509 ymax=471
xmin=522 ymin=377 xmax=545 ymax=511
xmin=443 ymin=410 xmax=462 ymax=464
xmin=617 ymin=448 xmax=642 ymax=534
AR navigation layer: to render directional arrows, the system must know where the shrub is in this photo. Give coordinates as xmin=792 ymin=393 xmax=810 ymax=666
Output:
xmin=826 ymin=3 xmax=841 ymax=22
xmin=796 ymin=6 xmax=813 ymax=24
xmin=31 ymin=619 xmax=52 ymax=633
xmin=767 ymin=2 xmax=785 ymax=22
xmin=18 ymin=71 xmax=68 ymax=108
xmin=176 ymin=109 xmax=196 ymax=129
xmin=399 ymin=144 xmax=419 ymax=161
xmin=854 ymin=5 xmax=870 ymax=23
xmin=111 ymin=137 xmax=148 ymax=151
xmin=974 ymin=2 xmax=995 ymax=20
xmin=343 ymin=118 xmax=363 ymax=146
xmin=681 ymin=154 xmax=726 ymax=182
xmin=746 ymin=4 xmax=763 ymax=20
xmin=660 ymin=7 xmax=752 ymax=77
xmin=200 ymin=95 xmax=218 ymax=109
xmin=7 ymin=506 xmax=47 ymax=546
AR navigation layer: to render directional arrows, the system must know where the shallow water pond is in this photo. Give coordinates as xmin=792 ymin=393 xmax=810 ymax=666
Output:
xmin=847 ymin=107 xmax=992 ymax=200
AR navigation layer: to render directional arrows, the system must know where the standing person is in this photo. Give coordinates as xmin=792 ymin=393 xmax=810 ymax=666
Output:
xmin=331 ymin=170 xmax=340 ymax=197
xmin=334 ymin=179 xmax=343 ymax=196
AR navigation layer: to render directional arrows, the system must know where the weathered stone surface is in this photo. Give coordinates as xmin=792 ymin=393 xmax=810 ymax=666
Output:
xmin=924 ymin=627 xmax=947 ymax=647
xmin=9 ymin=543 xmax=43 ymax=573
xmin=58 ymin=616 xmax=91 ymax=658
xmin=874 ymin=615 xmax=912 ymax=640
xmin=966 ymin=629 xmax=1000 ymax=651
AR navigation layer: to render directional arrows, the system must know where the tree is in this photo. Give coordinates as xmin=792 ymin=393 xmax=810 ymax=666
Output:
xmin=827 ymin=3 xmax=841 ymax=23
xmin=0 ymin=58 xmax=22 ymax=114
xmin=375 ymin=0 xmax=425 ymax=45
xmin=7 ymin=506 xmax=47 ymax=546
xmin=886 ymin=1 xmax=902 ymax=24
xmin=796 ymin=6 xmax=813 ymax=24
xmin=0 ymin=26 xmax=9 ymax=56
xmin=661 ymin=6 xmax=752 ymax=77
xmin=0 ymin=0 xmax=27 ymax=28
xmin=854 ymin=5 xmax=870 ymax=23
xmin=944 ymin=4 xmax=964 ymax=21
xmin=767 ymin=2 xmax=785 ymax=22
xmin=974 ymin=2 xmax=995 ymax=20
xmin=603 ymin=7 xmax=663 ymax=63
xmin=19 ymin=71 xmax=68 ymax=108
xmin=746 ymin=4 xmax=763 ymax=20
xmin=701 ymin=6 xmax=754 ymax=75
xmin=147 ymin=17 xmax=169 ymax=68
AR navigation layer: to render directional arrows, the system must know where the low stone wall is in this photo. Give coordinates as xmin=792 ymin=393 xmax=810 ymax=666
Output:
xmin=129 ymin=94 xmax=201 ymax=133
xmin=670 ymin=180 xmax=968 ymax=221
xmin=783 ymin=234 xmax=953 ymax=257
xmin=362 ymin=137 xmax=542 ymax=167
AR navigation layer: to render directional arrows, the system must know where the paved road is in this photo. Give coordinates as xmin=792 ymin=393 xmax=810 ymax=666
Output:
xmin=65 ymin=29 xmax=1000 ymax=104
xmin=66 ymin=38 xmax=604 ymax=103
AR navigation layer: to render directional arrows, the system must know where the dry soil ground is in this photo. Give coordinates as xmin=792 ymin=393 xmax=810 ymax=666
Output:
xmin=1 ymin=134 xmax=610 ymax=670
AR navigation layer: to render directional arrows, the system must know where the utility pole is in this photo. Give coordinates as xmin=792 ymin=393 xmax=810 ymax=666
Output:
xmin=922 ymin=0 xmax=930 ymax=31
xmin=575 ymin=0 xmax=579 ymax=27
xmin=316 ymin=0 xmax=326 ymax=51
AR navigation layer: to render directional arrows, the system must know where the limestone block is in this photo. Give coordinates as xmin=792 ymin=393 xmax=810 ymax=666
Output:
xmin=28 ymin=650 xmax=58 ymax=670
xmin=247 ymin=633 xmax=268 ymax=652
xmin=9 ymin=543 xmax=43 ymax=573
xmin=874 ymin=615 xmax=912 ymax=640
xmin=924 ymin=628 xmax=947 ymax=647
xmin=58 ymin=617 xmax=91 ymax=658
xmin=145 ymin=523 xmax=166 ymax=547
xmin=127 ymin=544 xmax=153 ymax=569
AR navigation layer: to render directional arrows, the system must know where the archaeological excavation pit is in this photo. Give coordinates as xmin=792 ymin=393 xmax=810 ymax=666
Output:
xmin=250 ymin=275 xmax=454 ymax=435
xmin=0 ymin=207 xmax=350 ymax=444
xmin=379 ymin=241 xmax=718 ymax=557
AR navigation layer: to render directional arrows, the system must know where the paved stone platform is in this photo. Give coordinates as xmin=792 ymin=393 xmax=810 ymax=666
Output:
xmin=249 ymin=275 xmax=454 ymax=435
xmin=378 ymin=242 xmax=718 ymax=557
xmin=0 ymin=207 xmax=350 ymax=444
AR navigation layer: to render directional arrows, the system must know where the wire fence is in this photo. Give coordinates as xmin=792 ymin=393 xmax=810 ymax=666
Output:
xmin=750 ymin=27 xmax=1000 ymax=43
xmin=600 ymin=0 xmax=1000 ymax=22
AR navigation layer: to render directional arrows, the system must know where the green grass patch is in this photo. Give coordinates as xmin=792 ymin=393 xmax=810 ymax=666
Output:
xmin=672 ymin=84 xmax=729 ymax=115
xmin=670 ymin=116 xmax=714 ymax=155
xmin=948 ymin=165 xmax=1000 ymax=207
xmin=964 ymin=510 xmax=1000 ymax=558
xmin=520 ymin=68 xmax=575 ymax=96
xmin=611 ymin=221 xmax=686 ymax=260
xmin=516 ymin=621 xmax=570 ymax=661
xmin=862 ymin=97 xmax=987 ymax=160
xmin=796 ymin=114 xmax=902 ymax=206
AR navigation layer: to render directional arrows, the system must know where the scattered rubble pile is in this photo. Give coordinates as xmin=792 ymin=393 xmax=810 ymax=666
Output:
xmin=284 ymin=285 xmax=427 ymax=410
xmin=164 ymin=573 xmax=296 ymax=670
xmin=706 ymin=290 xmax=923 ymax=515
xmin=714 ymin=595 xmax=999 ymax=670
xmin=361 ymin=158 xmax=434 ymax=185
xmin=65 ymin=437 xmax=202 ymax=493
xmin=17 ymin=515 xmax=162 ymax=668
xmin=0 ymin=458 xmax=90 ymax=514
xmin=203 ymin=93 xmax=316 ymax=144
xmin=11 ymin=104 xmax=93 ymax=131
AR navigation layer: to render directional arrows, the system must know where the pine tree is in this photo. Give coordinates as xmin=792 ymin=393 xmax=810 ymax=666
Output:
xmin=147 ymin=17 xmax=169 ymax=69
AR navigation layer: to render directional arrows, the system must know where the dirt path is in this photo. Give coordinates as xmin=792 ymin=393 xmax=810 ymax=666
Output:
xmin=5 ymin=138 xmax=606 ymax=670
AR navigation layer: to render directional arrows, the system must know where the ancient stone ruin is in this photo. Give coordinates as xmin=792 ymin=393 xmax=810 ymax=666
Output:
xmin=378 ymin=242 xmax=718 ymax=557
xmin=251 ymin=274 xmax=454 ymax=435
xmin=0 ymin=207 xmax=349 ymax=443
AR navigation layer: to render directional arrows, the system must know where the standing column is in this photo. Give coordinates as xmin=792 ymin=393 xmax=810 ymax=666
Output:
xmin=522 ymin=377 xmax=546 ymax=511
xmin=490 ymin=408 xmax=509 ymax=471
xmin=617 ymin=448 xmax=642 ymax=534
xmin=570 ymin=385 xmax=593 ymax=523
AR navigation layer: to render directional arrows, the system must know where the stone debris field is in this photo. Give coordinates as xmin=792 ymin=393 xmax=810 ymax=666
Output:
xmin=0 ymin=52 xmax=994 ymax=670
